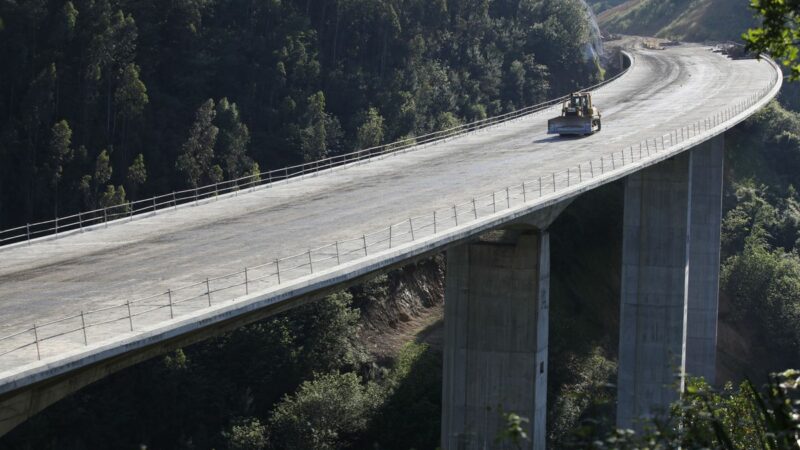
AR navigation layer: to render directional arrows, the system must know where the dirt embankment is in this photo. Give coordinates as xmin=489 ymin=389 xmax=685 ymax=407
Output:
xmin=351 ymin=256 xmax=445 ymax=361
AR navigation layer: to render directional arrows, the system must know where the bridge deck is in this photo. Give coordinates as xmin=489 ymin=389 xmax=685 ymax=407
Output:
xmin=0 ymin=44 xmax=778 ymax=372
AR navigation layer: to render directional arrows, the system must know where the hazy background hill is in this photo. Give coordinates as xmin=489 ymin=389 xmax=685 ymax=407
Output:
xmin=596 ymin=0 xmax=757 ymax=42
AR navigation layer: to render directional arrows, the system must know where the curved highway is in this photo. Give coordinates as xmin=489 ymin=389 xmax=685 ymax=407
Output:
xmin=0 ymin=42 xmax=782 ymax=421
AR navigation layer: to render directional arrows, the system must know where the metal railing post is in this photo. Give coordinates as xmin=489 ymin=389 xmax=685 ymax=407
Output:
xmin=600 ymin=156 xmax=604 ymax=173
xmin=153 ymin=197 xmax=157 ymax=214
xmin=195 ymin=187 xmax=199 ymax=206
xmin=244 ymin=269 xmax=249 ymax=295
xmin=538 ymin=176 xmax=543 ymax=197
xmin=26 ymin=223 xmax=31 ymax=243
xmin=506 ymin=187 xmax=510 ymax=208
xmin=492 ymin=192 xmax=496 ymax=213
xmin=363 ymin=235 xmax=368 ymax=255
xmin=55 ymin=217 xmax=59 ymax=236
xmin=103 ymin=208 xmax=108 ymax=227
xmin=126 ymin=300 xmax=133 ymax=331
xmin=389 ymin=225 xmax=393 ymax=248
xmin=206 ymin=278 xmax=212 ymax=306
xmin=552 ymin=173 xmax=556 ymax=192
xmin=409 ymin=218 xmax=415 ymax=241
xmin=168 ymin=289 xmax=174 ymax=318
xmin=276 ymin=259 xmax=281 ymax=283
xmin=33 ymin=323 xmax=41 ymax=360
xmin=472 ymin=199 xmax=477 ymax=219
xmin=78 ymin=212 xmax=83 ymax=231
xmin=80 ymin=311 xmax=88 ymax=345
xmin=567 ymin=169 xmax=570 ymax=187
xmin=335 ymin=241 xmax=341 ymax=264
xmin=173 ymin=192 xmax=178 ymax=210
xmin=522 ymin=182 xmax=527 ymax=202
xmin=308 ymin=250 xmax=314 ymax=273
xmin=611 ymin=153 xmax=616 ymax=169
xmin=453 ymin=205 xmax=459 ymax=225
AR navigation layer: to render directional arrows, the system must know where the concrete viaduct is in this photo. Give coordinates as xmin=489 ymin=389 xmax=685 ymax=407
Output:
xmin=0 ymin=43 xmax=782 ymax=448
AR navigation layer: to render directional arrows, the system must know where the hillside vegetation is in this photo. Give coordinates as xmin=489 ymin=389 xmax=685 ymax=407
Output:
xmin=0 ymin=0 xmax=601 ymax=230
xmin=598 ymin=0 xmax=757 ymax=42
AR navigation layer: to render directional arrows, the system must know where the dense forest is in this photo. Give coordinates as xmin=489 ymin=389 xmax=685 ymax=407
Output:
xmin=0 ymin=0 xmax=601 ymax=229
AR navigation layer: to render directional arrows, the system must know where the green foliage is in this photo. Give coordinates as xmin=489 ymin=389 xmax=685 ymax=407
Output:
xmin=209 ymin=164 xmax=223 ymax=184
xmin=62 ymin=2 xmax=78 ymax=32
xmin=356 ymin=107 xmax=385 ymax=149
xmin=115 ymin=63 xmax=148 ymax=120
xmin=745 ymin=0 xmax=800 ymax=79
xmin=222 ymin=417 xmax=268 ymax=450
xmin=550 ymin=347 xmax=617 ymax=446
xmin=98 ymin=184 xmax=127 ymax=209
xmin=300 ymin=91 xmax=330 ymax=162
xmin=94 ymin=149 xmax=113 ymax=186
xmin=248 ymin=162 xmax=261 ymax=184
xmin=46 ymin=120 xmax=74 ymax=188
xmin=177 ymin=99 xmax=218 ymax=187
xmin=268 ymin=372 xmax=384 ymax=450
xmin=721 ymin=235 xmax=800 ymax=369
xmin=215 ymin=98 xmax=251 ymax=179
xmin=364 ymin=343 xmax=442 ymax=449
xmin=127 ymin=153 xmax=147 ymax=186
xmin=496 ymin=412 xmax=530 ymax=449
xmin=564 ymin=370 xmax=800 ymax=449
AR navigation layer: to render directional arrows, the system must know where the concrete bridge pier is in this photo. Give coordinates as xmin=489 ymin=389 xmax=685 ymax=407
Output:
xmin=617 ymin=135 xmax=724 ymax=429
xmin=441 ymin=217 xmax=557 ymax=450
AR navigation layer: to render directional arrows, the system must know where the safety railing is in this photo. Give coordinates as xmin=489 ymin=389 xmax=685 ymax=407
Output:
xmin=0 ymin=62 xmax=781 ymax=368
xmin=0 ymin=55 xmax=634 ymax=249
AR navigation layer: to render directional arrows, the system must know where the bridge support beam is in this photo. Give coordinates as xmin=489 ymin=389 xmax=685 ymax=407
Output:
xmin=442 ymin=226 xmax=550 ymax=450
xmin=617 ymin=135 xmax=724 ymax=429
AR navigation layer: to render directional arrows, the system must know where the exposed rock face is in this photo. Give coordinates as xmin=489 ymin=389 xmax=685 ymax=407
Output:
xmin=351 ymin=256 xmax=445 ymax=360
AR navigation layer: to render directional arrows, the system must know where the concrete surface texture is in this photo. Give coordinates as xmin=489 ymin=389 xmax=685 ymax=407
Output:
xmin=0 ymin=43 xmax=780 ymax=421
xmin=618 ymin=151 xmax=692 ymax=429
xmin=684 ymin=136 xmax=725 ymax=382
xmin=442 ymin=226 xmax=550 ymax=450
xmin=617 ymin=138 xmax=724 ymax=429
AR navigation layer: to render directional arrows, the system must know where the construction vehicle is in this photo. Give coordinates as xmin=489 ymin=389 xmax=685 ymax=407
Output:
xmin=547 ymin=92 xmax=602 ymax=136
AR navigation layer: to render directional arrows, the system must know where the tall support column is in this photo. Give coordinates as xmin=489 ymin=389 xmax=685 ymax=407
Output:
xmin=618 ymin=152 xmax=690 ymax=429
xmin=442 ymin=228 xmax=549 ymax=450
xmin=684 ymin=135 xmax=724 ymax=383
xmin=617 ymin=136 xmax=724 ymax=429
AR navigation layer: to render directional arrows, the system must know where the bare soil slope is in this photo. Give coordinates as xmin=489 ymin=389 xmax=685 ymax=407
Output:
xmin=598 ymin=0 xmax=756 ymax=42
